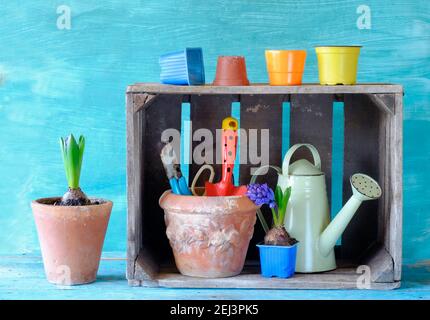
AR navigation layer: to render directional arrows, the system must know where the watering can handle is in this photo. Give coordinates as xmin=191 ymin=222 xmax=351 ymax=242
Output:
xmin=282 ymin=143 xmax=321 ymax=175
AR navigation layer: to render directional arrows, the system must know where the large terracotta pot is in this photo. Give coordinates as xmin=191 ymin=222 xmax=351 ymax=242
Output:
xmin=31 ymin=197 xmax=112 ymax=285
xmin=159 ymin=190 xmax=258 ymax=278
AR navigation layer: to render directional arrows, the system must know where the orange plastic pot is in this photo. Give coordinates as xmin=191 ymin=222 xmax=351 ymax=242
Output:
xmin=265 ymin=50 xmax=306 ymax=85
xmin=213 ymin=56 xmax=249 ymax=86
xmin=159 ymin=190 xmax=258 ymax=278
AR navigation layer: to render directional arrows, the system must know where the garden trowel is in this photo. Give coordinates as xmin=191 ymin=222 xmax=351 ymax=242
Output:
xmin=205 ymin=117 xmax=247 ymax=197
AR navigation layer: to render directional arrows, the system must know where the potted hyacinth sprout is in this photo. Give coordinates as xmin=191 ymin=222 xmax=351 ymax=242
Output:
xmin=247 ymin=183 xmax=298 ymax=278
xmin=31 ymin=134 xmax=113 ymax=285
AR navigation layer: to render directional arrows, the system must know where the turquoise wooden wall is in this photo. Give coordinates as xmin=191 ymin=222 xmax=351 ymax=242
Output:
xmin=0 ymin=0 xmax=428 ymax=265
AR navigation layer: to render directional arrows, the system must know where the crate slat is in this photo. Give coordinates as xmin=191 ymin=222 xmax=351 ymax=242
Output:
xmin=142 ymin=94 xmax=183 ymax=264
xmin=342 ymin=94 xmax=381 ymax=262
xmin=389 ymin=93 xmax=403 ymax=281
xmin=239 ymin=94 xmax=285 ymax=260
xmin=290 ymin=94 xmax=334 ymax=204
xmin=151 ymin=269 xmax=400 ymax=290
xmin=189 ymin=95 xmax=234 ymax=184
xmin=127 ymin=83 xmax=403 ymax=95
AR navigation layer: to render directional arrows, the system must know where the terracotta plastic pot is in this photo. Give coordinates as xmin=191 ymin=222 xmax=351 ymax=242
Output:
xmin=159 ymin=190 xmax=258 ymax=278
xmin=265 ymin=50 xmax=306 ymax=85
xmin=31 ymin=198 xmax=112 ymax=285
xmin=213 ymin=56 xmax=249 ymax=86
xmin=315 ymin=46 xmax=361 ymax=85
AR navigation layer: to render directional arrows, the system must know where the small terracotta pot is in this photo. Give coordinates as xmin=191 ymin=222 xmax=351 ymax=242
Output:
xmin=265 ymin=50 xmax=306 ymax=85
xmin=213 ymin=56 xmax=249 ymax=86
xmin=31 ymin=197 xmax=112 ymax=285
xmin=159 ymin=190 xmax=258 ymax=278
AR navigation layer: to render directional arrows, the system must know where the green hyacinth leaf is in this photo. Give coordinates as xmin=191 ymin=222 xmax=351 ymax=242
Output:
xmin=278 ymin=186 xmax=292 ymax=225
xmin=275 ymin=185 xmax=283 ymax=208
xmin=60 ymin=137 xmax=70 ymax=186
xmin=283 ymin=186 xmax=292 ymax=207
xmin=60 ymin=134 xmax=85 ymax=189
xmin=77 ymin=135 xmax=85 ymax=187
xmin=67 ymin=134 xmax=79 ymax=189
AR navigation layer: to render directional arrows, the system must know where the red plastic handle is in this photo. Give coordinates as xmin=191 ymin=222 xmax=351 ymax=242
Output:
xmin=221 ymin=128 xmax=238 ymax=184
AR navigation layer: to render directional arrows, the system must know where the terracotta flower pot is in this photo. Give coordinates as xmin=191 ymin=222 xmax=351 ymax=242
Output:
xmin=159 ymin=190 xmax=258 ymax=278
xmin=31 ymin=198 xmax=113 ymax=285
xmin=213 ymin=56 xmax=250 ymax=86
xmin=265 ymin=50 xmax=307 ymax=85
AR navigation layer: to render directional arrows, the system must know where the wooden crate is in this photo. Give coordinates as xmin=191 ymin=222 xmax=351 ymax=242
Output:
xmin=126 ymin=83 xmax=403 ymax=289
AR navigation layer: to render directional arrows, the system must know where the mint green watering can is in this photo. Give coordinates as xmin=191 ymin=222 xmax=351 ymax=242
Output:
xmin=253 ymin=144 xmax=382 ymax=273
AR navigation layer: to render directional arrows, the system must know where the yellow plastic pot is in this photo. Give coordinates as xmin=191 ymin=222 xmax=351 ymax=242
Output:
xmin=315 ymin=46 xmax=361 ymax=85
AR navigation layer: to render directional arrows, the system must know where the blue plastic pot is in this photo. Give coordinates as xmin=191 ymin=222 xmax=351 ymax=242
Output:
xmin=257 ymin=242 xmax=298 ymax=278
xmin=159 ymin=48 xmax=205 ymax=85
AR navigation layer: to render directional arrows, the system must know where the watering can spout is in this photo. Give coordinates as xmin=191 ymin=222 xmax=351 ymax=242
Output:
xmin=319 ymin=196 xmax=362 ymax=257
xmin=318 ymin=174 xmax=382 ymax=257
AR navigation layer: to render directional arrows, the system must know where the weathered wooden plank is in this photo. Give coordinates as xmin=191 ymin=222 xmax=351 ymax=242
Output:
xmin=189 ymin=95 xmax=233 ymax=185
xmin=365 ymin=93 xmax=395 ymax=115
xmin=290 ymin=94 xmax=334 ymax=204
xmin=128 ymin=279 xmax=142 ymax=287
xmin=150 ymin=270 xmax=400 ymax=290
xmin=126 ymin=92 xmax=143 ymax=281
xmin=363 ymin=244 xmax=394 ymax=283
xmin=133 ymin=93 xmax=158 ymax=113
xmin=127 ymin=83 xmax=403 ymax=95
xmin=388 ymin=93 xmax=403 ymax=281
xmin=134 ymin=249 xmax=159 ymax=281
xmin=141 ymin=94 xmax=183 ymax=264
xmin=239 ymin=94 xmax=285 ymax=260
xmin=378 ymin=97 xmax=389 ymax=245
xmin=342 ymin=94 xmax=380 ymax=262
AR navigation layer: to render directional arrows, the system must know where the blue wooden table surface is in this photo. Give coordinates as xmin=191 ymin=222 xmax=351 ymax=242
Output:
xmin=1 ymin=253 xmax=429 ymax=300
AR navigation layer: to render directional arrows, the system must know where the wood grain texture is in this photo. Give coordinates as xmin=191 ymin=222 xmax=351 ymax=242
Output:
xmin=128 ymin=83 xmax=403 ymax=94
xmin=4 ymin=255 xmax=430 ymax=299
xmin=140 ymin=94 xmax=183 ymax=264
xmin=153 ymin=270 xmax=400 ymax=290
xmin=290 ymin=94 xmax=334 ymax=203
xmin=342 ymin=94 xmax=380 ymax=262
xmin=239 ymin=94 xmax=285 ymax=260
xmin=126 ymin=93 xmax=142 ymax=280
xmin=189 ymin=95 xmax=233 ymax=184
xmin=363 ymin=244 xmax=394 ymax=283
xmin=389 ymin=93 xmax=403 ymax=281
